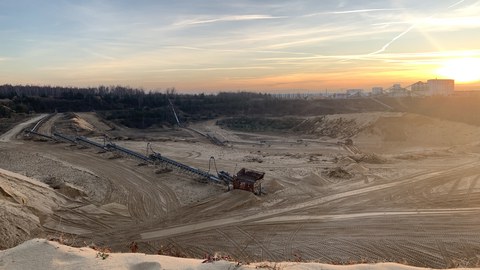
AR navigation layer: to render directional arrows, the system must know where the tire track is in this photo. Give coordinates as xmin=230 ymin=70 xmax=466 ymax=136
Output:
xmin=332 ymin=238 xmax=375 ymax=261
xmin=141 ymin=160 xmax=480 ymax=241
xmin=283 ymin=223 xmax=303 ymax=260
xmin=30 ymin=142 xmax=180 ymax=225
xmin=464 ymin=175 xmax=480 ymax=204
xmin=310 ymin=238 xmax=360 ymax=262
xmin=215 ymin=229 xmax=250 ymax=261
xmin=378 ymin=239 xmax=426 ymax=266
xmin=435 ymin=239 xmax=452 ymax=268
xmin=447 ymin=178 xmax=461 ymax=196
xmin=234 ymin=226 xmax=277 ymax=261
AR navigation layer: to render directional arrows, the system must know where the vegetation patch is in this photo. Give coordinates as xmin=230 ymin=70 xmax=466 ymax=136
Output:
xmin=323 ymin=167 xmax=353 ymax=179
xmin=217 ymin=117 xmax=303 ymax=133
xmin=349 ymin=153 xmax=387 ymax=164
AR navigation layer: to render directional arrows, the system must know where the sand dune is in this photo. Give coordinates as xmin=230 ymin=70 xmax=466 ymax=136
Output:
xmin=1 ymin=239 xmax=467 ymax=270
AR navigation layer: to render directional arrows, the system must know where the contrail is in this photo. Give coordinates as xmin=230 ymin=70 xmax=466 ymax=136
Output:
xmin=174 ymin=15 xmax=285 ymax=26
xmin=368 ymin=25 xmax=416 ymax=55
xmin=368 ymin=0 xmax=469 ymax=55
xmin=448 ymin=0 xmax=466 ymax=8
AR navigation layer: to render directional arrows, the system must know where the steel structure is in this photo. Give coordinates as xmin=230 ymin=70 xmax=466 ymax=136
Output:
xmin=76 ymin=136 xmax=107 ymax=150
xmin=105 ymin=142 xmax=152 ymax=163
xmin=52 ymin=132 xmax=77 ymax=144
xmin=30 ymin=115 xmax=50 ymax=132
xmin=26 ymin=125 xmax=266 ymax=191
xmin=25 ymin=130 xmax=53 ymax=140
xmin=149 ymin=153 xmax=223 ymax=184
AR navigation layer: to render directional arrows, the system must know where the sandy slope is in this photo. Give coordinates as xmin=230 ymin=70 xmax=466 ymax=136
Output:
xmin=353 ymin=113 xmax=480 ymax=153
xmin=2 ymin=239 xmax=471 ymax=270
xmin=0 ymin=168 xmax=70 ymax=249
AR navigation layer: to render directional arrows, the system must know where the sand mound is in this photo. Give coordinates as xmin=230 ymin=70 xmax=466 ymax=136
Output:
xmin=218 ymin=190 xmax=261 ymax=211
xmin=293 ymin=113 xmax=389 ymax=139
xmin=323 ymin=167 xmax=353 ymax=179
xmin=301 ymin=173 xmax=326 ymax=187
xmin=1 ymin=239 xmax=452 ymax=270
xmin=263 ymin=179 xmax=285 ymax=193
xmin=72 ymin=116 xmax=94 ymax=132
xmin=54 ymin=113 xmax=101 ymax=136
xmin=354 ymin=113 xmax=480 ymax=153
xmin=0 ymin=169 xmax=68 ymax=249
xmin=349 ymin=153 xmax=387 ymax=164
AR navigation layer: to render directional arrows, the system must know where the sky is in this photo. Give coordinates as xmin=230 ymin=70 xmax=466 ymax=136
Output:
xmin=1 ymin=0 xmax=480 ymax=93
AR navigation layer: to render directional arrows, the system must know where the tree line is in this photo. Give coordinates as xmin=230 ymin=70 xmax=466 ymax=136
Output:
xmin=0 ymin=84 xmax=392 ymax=128
xmin=0 ymin=84 xmax=285 ymax=128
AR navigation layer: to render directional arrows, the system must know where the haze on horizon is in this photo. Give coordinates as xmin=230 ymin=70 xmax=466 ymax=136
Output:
xmin=1 ymin=0 xmax=480 ymax=93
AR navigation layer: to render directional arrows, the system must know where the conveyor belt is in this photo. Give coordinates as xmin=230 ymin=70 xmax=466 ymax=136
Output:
xmin=53 ymin=132 xmax=77 ymax=143
xmin=106 ymin=143 xmax=151 ymax=163
xmin=28 ymin=129 xmax=227 ymax=185
xmin=77 ymin=136 xmax=106 ymax=150
xmin=150 ymin=153 xmax=222 ymax=184
xmin=25 ymin=130 xmax=53 ymax=139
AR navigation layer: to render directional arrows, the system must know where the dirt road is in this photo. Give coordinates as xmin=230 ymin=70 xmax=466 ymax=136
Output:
xmin=0 ymin=114 xmax=47 ymax=142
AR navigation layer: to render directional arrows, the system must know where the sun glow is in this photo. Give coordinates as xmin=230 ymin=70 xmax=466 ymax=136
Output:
xmin=437 ymin=58 xmax=480 ymax=83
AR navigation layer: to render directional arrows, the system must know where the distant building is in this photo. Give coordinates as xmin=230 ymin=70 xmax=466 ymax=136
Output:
xmin=272 ymin=92 xmax=327 ymax=100
xmin=332 ymin=93 xmax=348 ymax=99
xmin=346 ymin=89 xmax=363 ymax=97
xmin=427 ymin=79 xmax=454 ymax=96
xmin=371 ymin=87 xmax=384 ymax=95
xmin=411 ymin=81 xmax=428 ymax=92
xmin=389 ymin=84 xmax=408 ymax=97
xmin=409 ymin=79 xmax=455 ymax=96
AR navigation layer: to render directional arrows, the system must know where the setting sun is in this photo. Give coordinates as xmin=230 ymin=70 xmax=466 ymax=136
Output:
xmin=437 ymin=58 xmax=480 ymax=83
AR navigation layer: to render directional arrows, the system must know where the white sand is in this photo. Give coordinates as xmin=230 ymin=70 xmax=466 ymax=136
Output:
xmin=2 ymin=239 xmax=474 ymax=270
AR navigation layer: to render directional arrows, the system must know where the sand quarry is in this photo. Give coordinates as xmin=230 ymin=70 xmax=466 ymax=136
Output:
xmin=2 ymin=112 xmax=480 ymax=269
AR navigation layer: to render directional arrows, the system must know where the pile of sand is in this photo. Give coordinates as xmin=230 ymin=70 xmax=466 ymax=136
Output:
xmin=72 ymin=116 xmax=94 ymax=132
xmin=323 ymin=167 xmax=353 ymax=179
xmin=1 ymin=239 xmax=462 ymax=270
xmin=0 ymin=150 xmax=108 ymax=203
xmin=353 ymin=113 xmax=480 ymax=153
xmin=54 ymin=113 xmax=97 ymax=136
xmin=0 ymin=169 xmax=69 ymax=249
xmin=293 ymin=113 xmax=388 ymax=139
xmin=349 ymin=153 xmax=387 ymax=164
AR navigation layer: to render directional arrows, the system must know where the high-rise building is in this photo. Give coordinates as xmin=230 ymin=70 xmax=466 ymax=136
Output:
xmin=427 ymin=79 xmax=454 ymax=96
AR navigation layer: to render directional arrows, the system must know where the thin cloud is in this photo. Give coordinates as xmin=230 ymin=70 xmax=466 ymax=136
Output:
xmin=163 ymin=45 xmax=315 ymax=56
xmin=257 ymin=50 xmax=480 ymax=64
xmin=304 ymin=8 xmax=403 ymax=17
xmin=262 ymin=26 xmax=395 ymax=50
xmin=174 ymin=14 xmax=285 ymax=26
xmin=372 ymin=22 xmax=411 ymax=27
xmin=424 ymin=16 xmax=480 ymax=28
xmin=329 ymin=8 xmax=403 ymax=14
xmin=82 ymin=49 xmax=116 ymax=61
xmin=153 ymin=66 xmax=273 ymax=72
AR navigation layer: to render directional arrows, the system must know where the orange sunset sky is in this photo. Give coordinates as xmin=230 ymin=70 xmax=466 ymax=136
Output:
xmin=1 ymin=0 xmax=480 ymax=92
